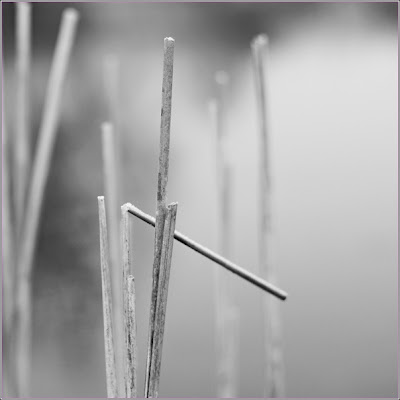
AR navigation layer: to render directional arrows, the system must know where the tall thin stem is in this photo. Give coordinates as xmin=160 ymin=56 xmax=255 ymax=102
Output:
xmin=14 ymin=9 xmax=79 ymax=397
xmin=251 ymin=34 xmax=285 ymax=397
xmin=14 ymin=2 xmax=31 ymax=240
xmin=2 ymin=111 xmax=17 ymax=396
xmin=98 ymin=196 xmax=118 ymax=398
xmin=125 ymin=275 xmax=138 ymax=398
xmin=102 ymin=121 xmax=124 ymax=394
xmin=148 ymin=203 xmax=178 ymax=398
xmin=213 ymin=71 xmax=239 ymax=398
xmin=121 ymin=205 xmax=138 ymax=398
xmin=145 ymin=37 xmax=175 ymax=398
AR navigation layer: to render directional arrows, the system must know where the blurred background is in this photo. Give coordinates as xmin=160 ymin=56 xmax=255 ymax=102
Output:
xmin=2 ymin=2 xmax=398 ymax=398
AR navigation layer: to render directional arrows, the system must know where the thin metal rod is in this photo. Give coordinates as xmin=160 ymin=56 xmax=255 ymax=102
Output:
xmin=125 ymin=203 xmax=288 ymax=301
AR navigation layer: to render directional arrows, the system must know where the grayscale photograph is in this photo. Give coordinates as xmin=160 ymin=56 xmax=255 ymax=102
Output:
xmin=1 ymin=1 xmax=398 ymax=399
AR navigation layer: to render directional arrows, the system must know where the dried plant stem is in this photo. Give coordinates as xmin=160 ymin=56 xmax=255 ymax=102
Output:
xmin=103 ymin=56 xmax=121 ymax=200
xmin=102 ymin=122 xmax=124 ymax=393
xmin=98 ymin=197 xmax=118 ymax=398
xmin=126 ymin=203 xmax=288 ymax=300
xmin=14 ymin=9 xmax=79 ymax=397
xmin=121 ymin=205 xmax=138 ymax=398
xmin=145 ymin=37 xmax=175 ymax=398
xmin=214 ymin=70 xmax=239 ymax=398
xmin=125 ymin=275 xmax=138 ymax=398
xmin=14 ymin=2 xmax=31 ymax=239
xmin=2 ymin=114 xmax=17 ymax=396
xmin=148 ymin=203 xmax=178 ymax=398
xmin=251 ymin=34 xmax=285 ymax=397
xmin=103 ymin=55 xmax=120 ymax=135
xmin=2 ymin=113 xmax=14 ymax=337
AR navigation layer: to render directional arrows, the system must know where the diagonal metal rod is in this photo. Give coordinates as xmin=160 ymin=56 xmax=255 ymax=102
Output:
xmin=125 ymin=203 xmax=288 ymax=301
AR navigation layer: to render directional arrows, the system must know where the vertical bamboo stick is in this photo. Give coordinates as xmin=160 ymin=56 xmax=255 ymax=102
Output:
xmin=214 ymin=71 xmax=239 ymax=398
xmin=121 ymin=205 xmax=138 ymax=398
xmin=14 ymin=9 xmax=79 ymax=397
xmin=145 ymin=37 xmax=175 ymax=398
xmin=251 ymin=34 xmax=285 ymax=397
xmin=148 ymin=203 xmax=178 ymax=398
xmin=98 ymin=196 xmax=118 ymax=398
xmin=14 ymin=1 xmax=31 ymax=239
xmin=125 ymin=275 xmax=138 ymax=398
xmin=102 ymin=121 xmax=124 ymax=394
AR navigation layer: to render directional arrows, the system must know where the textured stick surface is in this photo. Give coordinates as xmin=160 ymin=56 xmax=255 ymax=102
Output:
xmin=14 ymin=9 xmax=79 ymax=397
xmin=14 ymin=2 xmax=31 ymax=239
xmin=125 ymin=275 xmax=138 ymax=398
xmin=2 ymin=114 xmax=17 ymax=396
xmin=102 ymin=122 xmax=123 ymax=394
xmin=98 ymin=197 xmax=118 ymax=398
xmin=145 ymin=37 xmax=175 ymax=398
xmin=214 ymin=71 xmax=239 ymax=398
xmin=251 ymin=34 xmax=285 ymax=397
xmin=125 ymin=204 xmax=288 ymax=300
xmin=121 ymin=204 xmax=132 ymax=305
xmin=121 ymin=205 xmax=137 ymax=397
xmin=148 ymin=203 xmax=178 ymax=398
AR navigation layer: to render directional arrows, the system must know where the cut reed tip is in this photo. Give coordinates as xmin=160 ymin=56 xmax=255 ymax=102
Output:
xmin=101 ymin=121 xmax=113 ymax=131
xmin=251 ymin=34 xmax=269 ymax=49
xmin=167 ymin=202 xmax=178 ymax=209
xmin=104 ymin=53 xmax=119 ymax=67
xmin=121 ymin=203 xmax=132 ymax=214
xmin=215 ymin=70 xmax=229 ymax=86
xmin=208 ymin=99 xmax=218 ymax=114
xmin=17 ymin=2 xmax=31 ymax=12
xmin=63 ymin=8 xmax=80 ymax=22
xmin=98 ymin=195 xmax=105 ymax=201
xmin=164 ymin=37 xmax=175 ymax=43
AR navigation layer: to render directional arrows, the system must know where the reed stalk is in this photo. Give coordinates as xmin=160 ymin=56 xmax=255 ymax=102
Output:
xmin=145 ymin=37 xmax=175 ymax=398
xmin=2 ymin=112 xmax=17 ymax=396
xmin=125 ymin=275 xmax=138 ymax=398
xmin=121 ymin=205 xmax=138 ymax=398
xmin=213 ymin=70 xmax=239 ymax=397
xmin=102 ymin=121 xmax=124 ymax=394
xmin=98 ymin=196 xmax=118 ymax=398
xmin=148 ymin=203 xmax=178 ymax=398
xmin=2 ymin=112 xmax=14 ymax=340
xmin=251 ymin=33 xmax=285 ymax=397
xmin=103 ymin=55 xmax=120 ymax=136
xmin=14 ymin=2 xmax=31 ymax=239
xmin=14 ymin=9 xmax=79 ymax=397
